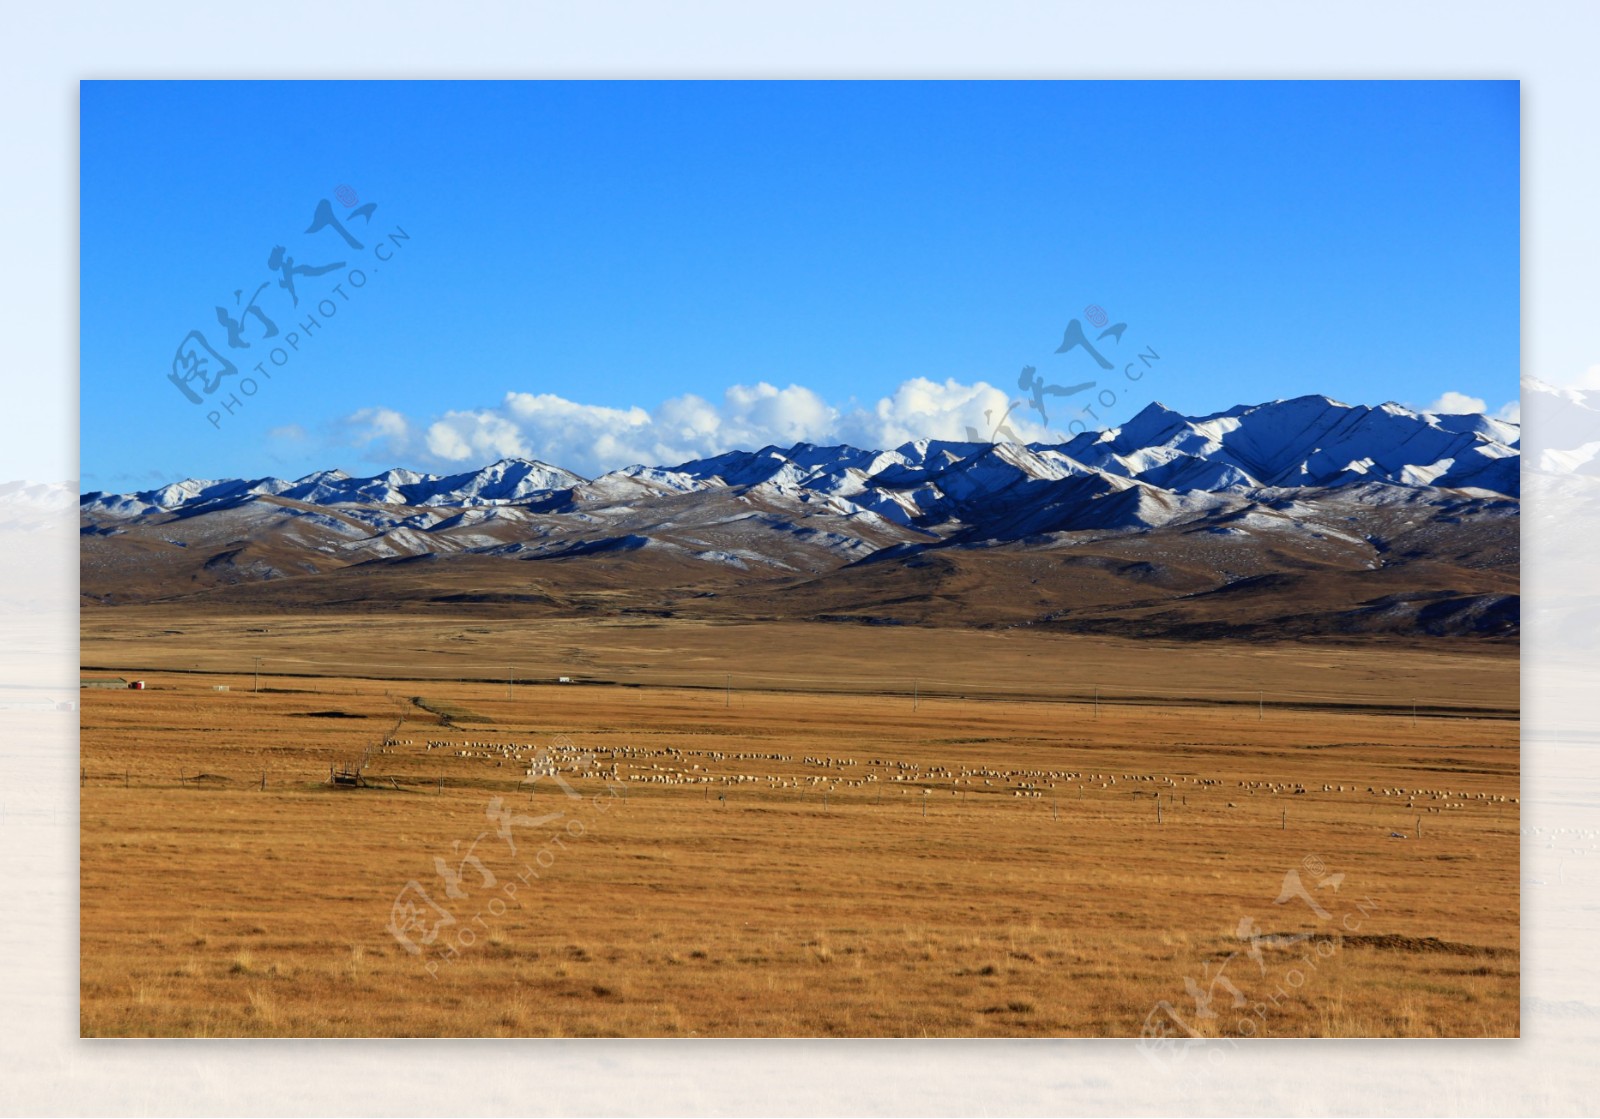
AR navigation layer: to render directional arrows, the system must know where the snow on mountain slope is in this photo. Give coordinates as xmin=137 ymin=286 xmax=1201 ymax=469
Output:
xmin=80 ymin=395 xmax=1519 ymax=599
xmin=1523 ymin=378 xmax=1600 ymax=477
xmin=81 ymin=395 xmax=1520 ymax=526
xmin=81 ymin=458 xmax=586 ymax=515
xmin=419 ymin=459 xmax=586 ymax=505
xmin=577 ymin=465 xmax=717 ymax=502
xmin=1055 ymin=396 xmax=1518 ymax=495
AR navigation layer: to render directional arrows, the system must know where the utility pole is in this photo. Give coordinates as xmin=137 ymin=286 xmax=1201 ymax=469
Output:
xmin=1094 ymin=686 xmax=1100 ymax=719
xmin=913 ymin=678 xmax=918 ymax=711
xmin=253 ymin=657 xmax=261 ymax=694
xmin=1258 ymin=690 xmax=1264 ymax=721
xmin=725 ymin=673 xmax=731 ymax=708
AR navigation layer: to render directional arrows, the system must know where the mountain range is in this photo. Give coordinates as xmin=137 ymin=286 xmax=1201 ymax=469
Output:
xmin=79 ymin=394 xmax=1522 ymax=640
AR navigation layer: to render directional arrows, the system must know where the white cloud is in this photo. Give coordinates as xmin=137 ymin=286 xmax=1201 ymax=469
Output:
xmin=342 ymin=377 xmax=1101 ymax=477
xmin=722 ymin=382 xmax=839 ymax=447
xmin=839 ymin=377 xmax=1057 ymax=448
xmin=1564 ymin=364 xmax=1600 ymax=391
xmin=344 ymin=407 xmax=412 ymax=452
xmin=1423 ymin=391 xmax=1489 ymax=415
xmin=1416 ymin=391 xmax=1520 ymax=425
xmin=423 ymin=410 xmax=530 ymax=463
xmin=342 ymin=378 xmax=1526 ymax=478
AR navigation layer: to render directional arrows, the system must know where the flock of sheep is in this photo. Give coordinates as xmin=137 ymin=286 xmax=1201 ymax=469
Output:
xmin=392 ymin=737 xmax=1515 ymax=814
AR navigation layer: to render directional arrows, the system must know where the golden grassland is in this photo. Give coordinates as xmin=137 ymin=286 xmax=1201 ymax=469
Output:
xmin=79 ymin=609 xmax=1517 ymax=709
xmin=79 ymin=612 xmax=1518 ymax=1037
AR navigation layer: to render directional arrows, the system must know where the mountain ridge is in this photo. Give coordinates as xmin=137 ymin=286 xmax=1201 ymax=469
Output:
xmin=79 ymin=394 xmax=1522 ymax=640
xmin=83 ymin=394 xmax=1519 ymax=519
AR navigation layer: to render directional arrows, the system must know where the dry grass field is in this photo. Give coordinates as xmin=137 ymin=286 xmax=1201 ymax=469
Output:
xmin=79 ymin=611 xmax=1518 ymax=1037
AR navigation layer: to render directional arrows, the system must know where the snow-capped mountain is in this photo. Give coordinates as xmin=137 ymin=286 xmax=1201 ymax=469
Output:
xmin=80 ymin=395 xmax=1520 ymax=638
xmin=82 ymin=458 xmax=588 ymax=517
xmin=1521 ymin=377 xmax=1600 ymax=476
xmin=1519 ymin=378 xmax=1600 ymax=651
xmin=84 ymin=394 xmax=1518 ymax=522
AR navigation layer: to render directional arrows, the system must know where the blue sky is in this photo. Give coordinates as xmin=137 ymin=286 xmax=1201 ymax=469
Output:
xmin=80 ymin=79 xmax=1519 ymax=490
